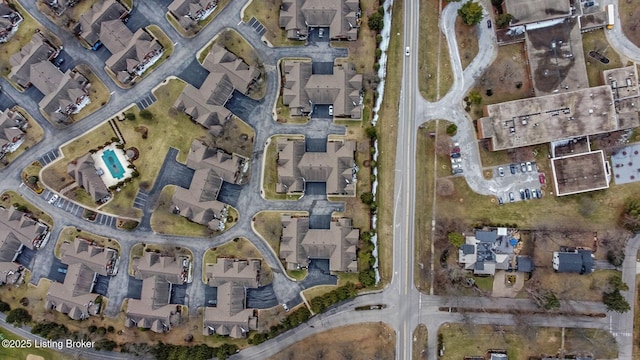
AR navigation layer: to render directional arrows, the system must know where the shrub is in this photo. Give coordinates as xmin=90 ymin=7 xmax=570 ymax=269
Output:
xmin=139 ymin=109 xmax=153 ymax=121
xmin=446 ymin=124 xmax=458 ymax=136
xmin=458 ymin=1 xmax=483 ymax=25
xmin=124 ymin=112 xmax=136 ymax=120
xmin=368 ymin=12 xmax=384 ymax=31
xmin=360 ymin=192 xmax=375 ymax=205
xmin=365 ymin=127 xmax=377 ymax=140
xmin=448 ymin=232 xmax=465 ymax=247
xmin=0 ymin=300 xmax=10 ymax=312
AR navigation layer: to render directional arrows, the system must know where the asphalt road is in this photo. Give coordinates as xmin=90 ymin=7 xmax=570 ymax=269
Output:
xmin=1 ymin=0 xmax=639 ymax=359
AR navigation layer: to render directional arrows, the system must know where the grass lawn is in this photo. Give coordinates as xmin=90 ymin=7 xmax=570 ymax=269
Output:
xmin=0 ymin=107 xmax=44 ymax=169
xmin=286 ymin=269 xmax=307 ymax=281
xmin=332 ymin=0 xmax=379 ymax=77
xmin=54 ymin=226 xmax=122 ymax=258
xmin=581 ymin=29 xmax=623 ymax=87
xmin=371 ymin=0 xmax=403 ymax=286
xmin=166 ymin=0 xmax=230 ymax=38
xmin=414 ymin=124 xmax=437 ymax=291
xmin=262 ymin=135 xmax=304 ymax=200
xmin=0 ymin=191 xmax=53 ymax=226
xmin=72 ymin=64 xmax=111 ymax=122
xmin=21 ymin=160 xmax=44 ymax=194
xmin=439 ymin=324 xmax=616 ymax=359
xmin=252 ymin=210 xmax=288 ymax=257
xmin=466 ymin=43 xmax=532 ymax=119
xmin=418 ymin=0 xmax=453 ymax=101
xmin=619 ymin=0 xmax=640 ymax=48
xmin=455 ymin=17 xmax=479 ymax=70
xmin=412 ymin=324 xmax=428 ymax=360
xmin=241 ymin=0 xmax=305 ymax=47
xmin=301 ymin=272 xmax=361 ymax=302
xmin=267 ymin=323 xmax=395 ymax=360
xmin=202 ymin=237 xmax=273 ymax=285
xmin=0 ymin=325 xmax=67 ymax=360
xmin=150 ymin=185 xmax=215 ymax=238
xmin=525 ymin=268 xmax=618 ymax=302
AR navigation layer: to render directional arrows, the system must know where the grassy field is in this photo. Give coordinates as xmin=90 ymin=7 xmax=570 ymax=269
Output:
xmin=0 ymin=107 xmax=44 ymax=169
xmin=581 ymin=29 xmax=623 ymax=87
xmin=252 ymin=210 xmax=289 ymax=257
xmin=0 ymin=325 xmax=66 ymax=360
xmin=267 ymin=323 xmax=395 ymax=360
xmin=72 ymin=65 xmax=111 ymax=122
xmin=414 ymin=124 xmax=438 ymax=291
xmin=466 ymin=43 xmax=532 ymax=119
xmin=54 ymin=226 xmax=121 ymax=258
xmin=525 ymin=268 xmax=617 ymax=302
xmin=455 ymin=17 xmax=479 ymax=70
xmin=412 ymin=324 xmax=429 ymax=360
xmin=418 ymin=0 xmax=453 ymax=101
xmin=197 ymin=29 xmax=266 ymax=100
xmin=241 ymin=0 xmax=305 ymax=47
xmin=619 ymin=0 xmax=640 ymax=48
xmin=262 ymin=135 xmax=304 ymax=200
xmin=166 ymin=0 xmax=230 ymax=38
xmin=202 ymin=237 xmax=273 ymax=284
xmin=439 ymin=324 xmax=616 ymax=359
xmin=150 ymin=185 xmax=215 ymax=237
xmin=373 ymin=0 xmax=404 ymax=285
xmin=0 ymin=191 xmax=53 ymax=226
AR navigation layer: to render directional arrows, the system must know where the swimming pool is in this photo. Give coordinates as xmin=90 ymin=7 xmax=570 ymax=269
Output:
xmin=102 ymin=149 xmax=126 ymax=179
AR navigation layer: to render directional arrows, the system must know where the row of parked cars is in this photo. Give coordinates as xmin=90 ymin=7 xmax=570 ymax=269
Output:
xmin=451 ymin=143 xmax=463 ymax=174
xmin=499 ymin=188 xmax=543 ymax=205
xmin=498 ymin=162 xmax=536 ymax=176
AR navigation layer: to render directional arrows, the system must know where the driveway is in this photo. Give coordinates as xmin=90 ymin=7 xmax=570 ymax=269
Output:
xmin=178 ymin=58 xmax=209 ymax=89
xmin=491 ymin=270 xmax=524 ymax=298
xmin=226 ymin=90 xmax=260 ymax=121
xmin=217 ymin=182 xmax=242 ymax=208
xmin=247 ymin=284 xmax=279 ymax=309
xmin=300 ymin=259 xmax=337 ymax=289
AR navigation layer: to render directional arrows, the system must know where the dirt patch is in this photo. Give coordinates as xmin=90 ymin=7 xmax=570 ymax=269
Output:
xmin=267 ymin=323 xmax=395 ymax=360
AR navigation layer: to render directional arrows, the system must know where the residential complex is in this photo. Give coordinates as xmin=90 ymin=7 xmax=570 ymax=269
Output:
xmin=0 ymin=1 xmax=23 ymax=43
xmin=0 ymin=108 xmax=28 ymax=159
xmin=279 ymin=0 xmax=361 ymax=41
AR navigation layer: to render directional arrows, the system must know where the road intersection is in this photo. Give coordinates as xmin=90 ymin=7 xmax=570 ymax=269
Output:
xmin=0 ymin=0 xmax=639 ymax=359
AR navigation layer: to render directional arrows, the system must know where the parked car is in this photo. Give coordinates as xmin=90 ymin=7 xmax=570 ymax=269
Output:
xmin=451 ymin=153 xmax=461 ymax=159
xmin=282 ymin=303 xmax=289 ymax=312
xmin=452 ymin=163 xmax=461 ymax=169
xmin=48 ymin=194 xmax=59 ymax=205
xmin=319 ymin=28 xmax=324 ymax=38
xmin=525 ymin=188 xmax=531 ymax=200
xmin=54 ymin=57 xmax=64 ymax=67
xmin=526 ymin=161 xmax=533 ymax=172
xmin=328 ymin=105 xmax=333 ymax=116
xmin=451 ymin=157 xmax=462 ymax=163
xmin=584 ymin=1 xmax=594 ymax=7
xmin=487 ymin=19 xmax=492 ymax=28
xmin=451 ymin=146 xmax=461 ymax=153
xmin=519 ymin=189 xmax=525 ymax=200
xmin=539 ymin=173 xmax=546 ymax=184
xmin=498 ymin=196 xmax=504 ymax=205
xmin=520 ymin=162 xmax=526 ymax=172
xmin=532 ymin=189 xmax=538 ymax=199
xmin=405 ymin=47 xmax=410 ymax=56
xmin=536 ymin=189 xmax=543 ymax=198
xmin=510 ymin=164 xmax=517 ymax=174
xmin=57 ymin=267 xmax=67 ymax=274
xmin=453 ymin=168 xmax=464 ymax=175
xmin=509 ymin=192 xmax=515 ymax=202
xmin=498 ymin=167 xmax=505 ymax=177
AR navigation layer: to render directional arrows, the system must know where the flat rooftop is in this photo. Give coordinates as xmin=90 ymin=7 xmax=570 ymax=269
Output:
xmin=479 ymin=85 xmax=619 ymax=151
xmin=505 ymin=0 xmax=570 ymax=25
xmin=603 ymin=65 xmax=639 ymax=100
xmin=551 ymin=150 xmax=609 ymax=196
xmin=526 ymin=18 xmax=589 ymax=95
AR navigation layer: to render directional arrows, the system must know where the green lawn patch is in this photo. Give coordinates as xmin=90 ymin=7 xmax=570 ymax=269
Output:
xmin=0 ymin=325 xmax=66 ymax=360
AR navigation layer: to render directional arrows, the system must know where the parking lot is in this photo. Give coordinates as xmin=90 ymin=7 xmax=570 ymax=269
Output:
xmin=38 ymin=149 xmax=60 ymax=166
xmin=490 ymin=162 xmax=546 ymax=204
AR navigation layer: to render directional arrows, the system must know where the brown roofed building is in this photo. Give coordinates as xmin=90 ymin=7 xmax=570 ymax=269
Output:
xmin=60 ymin=238 xmax=119 ymax=276
xmin=168 ymin=0 xmax=218 ymax=29
xmin=0 ymin=1 xmax=23 ymax=43
xmin=125 ymin=275 xmax=181 ymax=333
xmin=280 ymin=0 xmax=360 ymax=41
xmin=276 ymin=138 xmax=356 ymax=196
xmin=173 ymin=84 xmax=232 ymax=135
xmin=0 ymin=206 xmax=49 ymax=250
xmin=77 ymin=0 xmax=129 ymax=48
xmin=0 ymin=108 xmax=27 ymax=159
xmin=35 ymin=63 xmax=91 ymax=123
xmin=67 ymin=153 xmax=111 ymax=203
xmin=202 ymin=282 xmax=257 ymax=338
xmin=201 ymin=44 xmax=260 ymax=94
xmin=280 ymin=214 xmax=359 ymax=272
xmin=102 ymin=23 xmax=164 ymax=85
xmin=282 ymin=60 xmax=363 ymax=118
xmin=0 ymin=216 xmax=27 ymax=285
xmin=187 ymin=140 xmax=246 ymax=184
xmin=172 ymin=167 xmax=227 ymax=231
xmin=46 ymin=263 xmax=100 ymax=320
xmin=206 ymin=258 xmax=261 ymax=288
xmin=132 ymin=252 xmax=189 ymax=285
xmin=8 ymin=33 xmax=57 ymax=89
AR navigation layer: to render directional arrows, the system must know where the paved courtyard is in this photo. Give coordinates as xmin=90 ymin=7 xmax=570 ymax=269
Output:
xmin=611 ymin=144 xmax=640 ymax=184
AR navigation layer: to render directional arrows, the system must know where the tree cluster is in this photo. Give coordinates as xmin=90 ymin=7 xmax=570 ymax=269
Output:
xmin=310 ymin=282 xmax=358 ymax=314
xmin=6 ymin=308 xmax=31 ymax=326
xmin=150 ymin=342 xmax=238 ymax=360
xmin=368 ymin=7 xmax=385 ymax=32
xmin=31 ymin=322 xmax=69 ymax=340
xmin=621 ymin=198 xmax=640 ymax=232
xmin=359 ymin=231 xmax=377 ymax=287
xmin=458 ymin=1 xmax=483 ymax=26
xmin=602 ymin=275 xmax=630 ymax=313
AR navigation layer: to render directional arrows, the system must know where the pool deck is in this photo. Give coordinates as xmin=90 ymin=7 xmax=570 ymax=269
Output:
xmin=91 ymin=143 xmax=134 ymax=187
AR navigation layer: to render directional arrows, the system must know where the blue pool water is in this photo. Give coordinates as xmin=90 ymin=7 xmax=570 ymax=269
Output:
xmin=102 ymin=149 xmax=126 ymax=179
